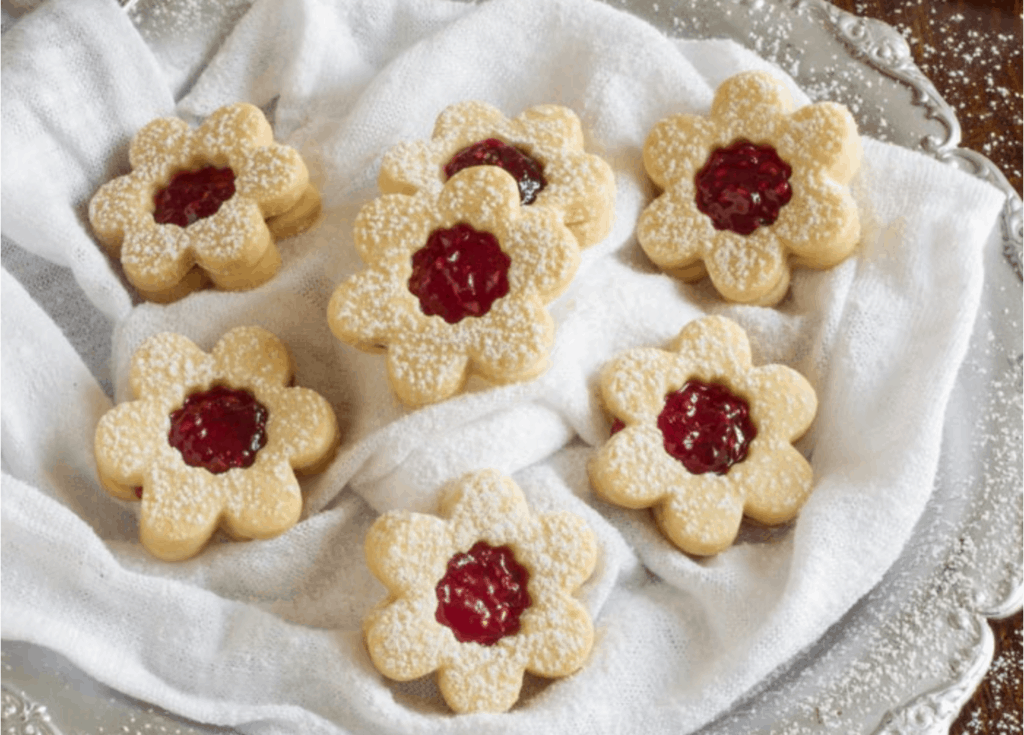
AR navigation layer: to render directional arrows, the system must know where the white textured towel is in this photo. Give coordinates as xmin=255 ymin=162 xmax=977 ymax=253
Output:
xmin=0 ymin=0 xmax=1006 ymax=733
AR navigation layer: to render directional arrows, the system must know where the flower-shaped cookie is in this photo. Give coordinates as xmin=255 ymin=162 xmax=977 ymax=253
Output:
xmin=378 ymin=100 xmax=616 ymax=249
xmin=638 ymin=71 xmax=861 ymax=305
xmin=588 ymin=316 xmax=817 ymax=556
xmin=328 ymin=165 xmax=581 ymax=406
xmin=89 ymin=103 xmax=321 ymax=303
xmin=94 ymin=326 xmax=339 ymax=561
xmin=363 ymin=469 xmax=597 ymax=713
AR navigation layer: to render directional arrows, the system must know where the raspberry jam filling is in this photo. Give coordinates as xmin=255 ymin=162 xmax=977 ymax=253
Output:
xmin=657 ymin=380 xmax=757 ymax=475
xmin=435 ymin=540 xmax=531 ymax=646
xmin=408 ymin=223 xmax=511 ymax=325
xmin=444 ymin=138 xmax=547 ymax=205
xmin=153 ymin=165 xmax=236 ymax=227
xmin=168 ymin=385 xmax=268 ymax=474
xmin=694 ymin=140 xmax=792 ymax=236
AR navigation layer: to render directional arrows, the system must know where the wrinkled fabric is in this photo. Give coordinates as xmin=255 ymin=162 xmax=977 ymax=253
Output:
xmin=1 ymin=0 xmax=1005 ymax=733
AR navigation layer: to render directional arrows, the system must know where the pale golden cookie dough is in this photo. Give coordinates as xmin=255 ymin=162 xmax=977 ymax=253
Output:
xmin=328 ymin=165 xmax=581 ymax=407
xmin=588 ymin=315 xmax=817 ymax=556
xmin=89 ymin=103 xmax=322 ymax=303
xmin=638 ymin=71 xmax=861 ymax=305
xmin=93 ymin=326 xmax=339 ymax=561
xmin=363 ymin=469 xmax=598 ymax=713
xmin=379 ymin=100 xmax=616 ymax=249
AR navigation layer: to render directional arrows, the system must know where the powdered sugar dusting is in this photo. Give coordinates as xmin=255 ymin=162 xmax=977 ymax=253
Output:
xmin=94 ymin=326 xmax=339 ymax=561
xmin=328 ymin=166 xmax=581 ymax=406
xmin=378 ymin=100 xmax=615 ymax=249
xmin=363 ymin=470 xmax=597 ymax=713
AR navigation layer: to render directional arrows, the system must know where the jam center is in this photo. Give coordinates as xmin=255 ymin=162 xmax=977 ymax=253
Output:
xmin=435 ymin=540 xmax=531 ymax=646
xmin=694 ymin=140 xmax=792 ymax=235
xmin=444 ymin=138 xmax=547 ymax=205
xmin=408 ymin=223 xmax=511 ymax=325
xmin=168 ymin=385 xmax=268 ymax=474
xmin=657 ymin=380 xmax=756 ymax=475
xmin=153 ymin=165 xmax=236 ymax=227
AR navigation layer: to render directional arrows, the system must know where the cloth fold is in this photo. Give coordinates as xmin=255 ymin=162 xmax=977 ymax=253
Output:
xmin=1 ymin=0 xmax=1006 ymax=733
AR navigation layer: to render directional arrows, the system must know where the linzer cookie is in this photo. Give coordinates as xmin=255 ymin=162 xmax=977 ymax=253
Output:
xmin=88 ymin=103 xmax=321 ymax=302
xmin=363 ymin=469 xmax=597 ymax=713
xmin=93 ymin=326 xmax=339 ymax=561
xmin=637 ymin=71 xmax=861 ymax=305
xmin=328 ymin=165 xmax=581 ymax=406
xmin=378 ymin=101 xmax=615 ymax=248
xmin=588 ymin=316 xmax=816 ymax=556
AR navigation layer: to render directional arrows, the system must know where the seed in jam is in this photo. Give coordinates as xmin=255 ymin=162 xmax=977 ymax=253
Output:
xmin=407 ymin=223 xmax=511 ymax=325
xmin=168 ymin=385 xmax=268 ymax=475
xmin=694 ymin=140 xmax=792 ymax=236
xmin=657 ymin=380 xmax=756 ymax=475
xmin=444 ymin=138 xmax=547 ymax=205
xmin=153 ymin=165 xmax=236 ymax=227
xmin=435 ymin=540 xmax=531 ymax=646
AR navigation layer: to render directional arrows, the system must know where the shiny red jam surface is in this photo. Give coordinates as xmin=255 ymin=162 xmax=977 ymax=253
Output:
xmin=435 ymin=540 xmax=531 ymax=646
xmin=153 ymin=165 xmax=236 ymax=227
xmin=408 ymin=223 xmax=511 ymax=325
xmin=444 ymin=138 xmax=547 ymax=205
xmin=168 ymin=386 xmax=268 ymax=474
xmin=657 ymin=380 xmax=757 ymax=475
xmin=694 ymin=141 xmax=792 ymax=236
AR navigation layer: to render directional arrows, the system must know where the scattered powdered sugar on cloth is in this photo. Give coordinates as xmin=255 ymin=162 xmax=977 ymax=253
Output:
xmin=0 ymin=0 xmax=1010 ymax=733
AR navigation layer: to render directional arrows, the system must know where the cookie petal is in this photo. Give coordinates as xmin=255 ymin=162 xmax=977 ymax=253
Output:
xmin=655 ymin=479 xmax=745 ymax=556
xmin=262 ymin=386 xmax=339 ymax=472
xmin=442 ymin=470 xmax=531 ymax=545
xmin=194 ymin=102 xmax=273 ymax=160
xmin=433 ymin=100 xmax=504 ymax=140
xmin=440 ymin=166 xmax=521 ymax=231
xmin=738 ymin=442 xmax=814 ymax=526
xmin=589 ymin=425 xmax=676 ymax=509
xmin=219 ymin=461 xmax=302 ymax=540
xmin=138 ymin=465 xmax=224 ymax=561
xmin=774 ymin=172 xmax=860 ymax=268
xmin=533 ymin=512 xmax=598 ymax=590
xmin=212 ymin=326 xmax=293 ymax=388
xmin=521 ymin=595 xmax=594 ymax=678
xmin=600 ymin=347 xmax=679 ymax=422
xmin=365 ymin=594 xmax=446 ymax=681
xmin=703 ymin=229 xmax=788 ymax=304
xmin=778 ymin=102 xmax=861 ymax=184
xmin=468 ymin=296 xmax=553 ymax=382
xmin=747 ymin=364 xmax=817 ymax=440
xmin=636 ymin=184 xmax=713 ymax=272
xmin=386 ymin=337 xmax=469 ymax=407
xmin=129 ymin=332 xmax=211 ymax=400
xmin=128 ymin=116 xmax=191 ymax=175
xmin=437 ymin=651 xmax=523 ymax=714
xmin=328 ymin=269 xmax=411 ymax=351
xmin=642 ymin=115 xmax=717 ymax=190
xmin=364 ymin=512 xmax=451 ymax=594
xmin=353 ymin=193 xmax=433 ymax=265
xmin=516 ymin=104 xmax=584 ymax=150
xmin=711 ymin=71 xmax=793 ymax=127
xmin=119 ymin=224 xmax=195 ymax=296
xmin=378 ymin=140 xmax=434 ymax=196
xmin=93 ymin=400 xmax=167 ymax=499
xmin=669 ymin=315 xmax=753 ymax=378
xmin=235 ymin=143 xmax=309 ymax=218
xmin=88 ymin=175 xmax=154 ymax=253
xmin=504 ymin=207 xmax=580 ymax=301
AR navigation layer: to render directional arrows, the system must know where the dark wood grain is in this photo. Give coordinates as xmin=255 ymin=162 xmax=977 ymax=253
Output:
xmin=827 ymin=2 xmax=1023 ymax=733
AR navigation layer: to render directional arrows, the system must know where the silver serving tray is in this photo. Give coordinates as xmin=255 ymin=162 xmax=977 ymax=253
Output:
xmin=2 ymin=1 xmax=1020 ymax=733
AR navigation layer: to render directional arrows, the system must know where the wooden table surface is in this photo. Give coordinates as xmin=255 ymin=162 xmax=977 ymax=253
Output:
xmin=826 ymin=1 xmax=1023 ymax=733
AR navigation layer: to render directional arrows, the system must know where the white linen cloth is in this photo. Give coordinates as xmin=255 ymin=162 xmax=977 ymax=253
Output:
xmin=1 ymin=0 xmax=1007 ymax=732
